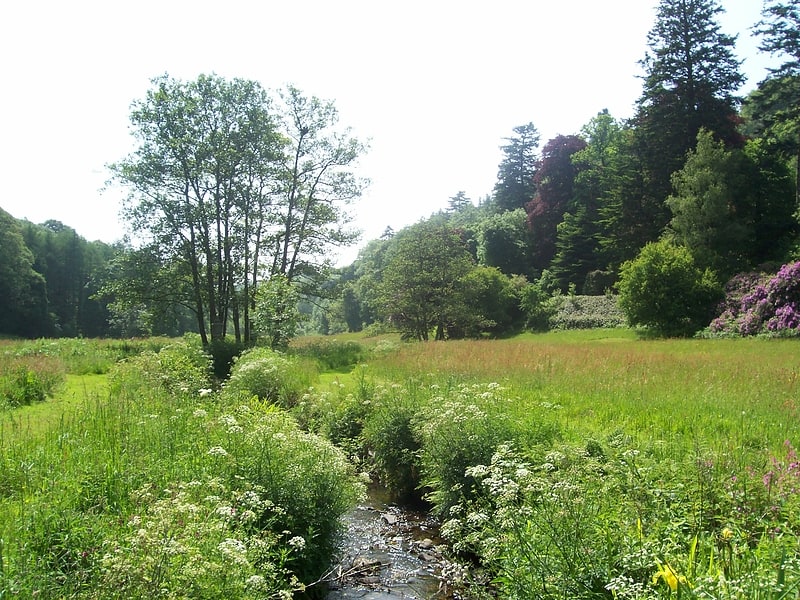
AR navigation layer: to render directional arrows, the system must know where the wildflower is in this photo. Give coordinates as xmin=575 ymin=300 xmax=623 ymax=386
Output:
xmin=653 ymin=561 xmax=687 ymax=592
xmin=218 ymin=538 xmax=249 ymax=566
xmin=198 ymin=388 xmax=213 ymax=397
xmin=207 ymin=446 xmax=229 ymax=457
xmin=245 ymin=575 xmax=266 ymax=590
xmin=288 ymin=536 xmax=306 ymax=550
xmin=192 ymin=408 xmax=208 ymax=418
xmin=721 ymin=527 xmax=734 ymax=542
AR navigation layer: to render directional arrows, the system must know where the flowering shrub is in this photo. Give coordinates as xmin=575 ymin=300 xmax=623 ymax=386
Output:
xmin=709 ymin=262 xmax=800 ymax=337
xmin=108 ymin=340 xmax=212 ymax=398
xmin=414 ymin=382 xmax=558 ymax=518
xmin=100 ymin=479 xmax=304 ymax=599
xmin=1 ymin=340 xmax=360 ymax=599
xmin=224 ymin=347 xmax=317 ymax=407
xmin=438 ymin=438 xmax=800 ymax=599
xmin=200 ymin=403 xmax=364 ymax=583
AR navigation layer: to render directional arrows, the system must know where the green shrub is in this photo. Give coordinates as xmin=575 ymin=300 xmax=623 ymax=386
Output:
xmin=2 ymin=355 xmax=360 ymax=598
xmin=98 ymin=479 xmax=302 ymax=599
xmin=213 ymin=405 xmax=363 ymax=583
xmin=207 ymin=337 xmax=246 ymax=379
xmin=224 ymin=347 xmax=317 ymax=407
xmin=618 ymin=240 xmax=722 ymax=337
xmin=414 ymin=382 xmax=557 ymax=519
xmin=290 ymin=339 xmax=365 ymax=372
xmin=0 ymin=355 xmax=65 ymax=407
xmin=108 ymin=340 xmax=212 ymax=399
xmin=362 ymin=387 xmax=422 ymax=503
xmin=549 ymin=294 xmax=627 ymax=330
xmin=520 ymin=283 xmax=561 ymax=331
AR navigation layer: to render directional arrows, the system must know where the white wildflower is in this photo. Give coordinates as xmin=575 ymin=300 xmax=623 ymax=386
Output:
xmin=288 ymin=536 xmax=306 ymax=550
xmin=217 ymin=538 xmax=249 ymax=566
xmin=245 ymin=575 xmax=266 ymax=590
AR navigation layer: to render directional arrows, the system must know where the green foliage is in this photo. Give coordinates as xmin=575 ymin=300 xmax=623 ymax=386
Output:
xmin=527 ymin=135 xmax=589 ymax=273
xmin=441 ymin=439 xmax=800 ymax=599
xmin=362 ymin=391 xmax=423 ymax=504
xmin=618 ymin=240 xmax=722 ymax=337
xmin=0 ymin=337 xmax=361 ymax=598
xmin=224 ymin=346 xmax=317 ymax=407
xmin=0 ymin=209 xmax=50 ymax=338
xmin=519 ymin=271 xmax=562 ymax=331
xmin=493 ymin=122 xmax=540 ymax=212
xmin=755 ymin=0 xmax=800 ymax=75
xmin=108 ymin=75 xmax=366 ymax=346
xmin=636 ymin=0 xmax=744 ymax=210
xmin=206 ymin=338 xmax=246 ymax=380
xmin=21 ymin=220 xmax=114 ymax=338
xmin=378 ymin=220 xmax=476 ymax=341
xmin=414 ymin=381 xmax=558 ymax=519
xmin=476 ymin=208 xmax=532 ymax=277
xmin=221 ymin=407 xmax=363 ymax=584
xmin=667 ymin=130 xmax=797 ymax=278
xmin=458 ymin=267 xmax=524 ymax=337
xmin=290 ymin=339 xmax=366 ymax=372
xmin=252 ymin=275 xmax=302 ymax=351
xmin=282 ymin=329 xmax=800 ymax=598
xmin=549 ymin=294 xmax=627 ymax=330
xmin=0 ymin=356 xmax=65 ymax=407
xmin=108 ymin=339 xmax=212 ymax=399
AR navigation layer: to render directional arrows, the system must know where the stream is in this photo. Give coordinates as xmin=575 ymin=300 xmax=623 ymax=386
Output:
xmin=324 ymin=484 xmax=462 ymax=599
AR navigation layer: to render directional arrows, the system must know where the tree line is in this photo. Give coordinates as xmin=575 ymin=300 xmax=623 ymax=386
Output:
xmin=1 ymin=0 xmax=798 ymax=342
xmin=317 ymin=0 xmax=800 ymax=339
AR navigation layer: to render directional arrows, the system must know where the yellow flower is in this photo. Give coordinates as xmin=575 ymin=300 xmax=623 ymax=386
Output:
xmin=653 ymin=560 xmax=687 ymax=592
xmin=721 ymin=526 xmax=734 ymax=542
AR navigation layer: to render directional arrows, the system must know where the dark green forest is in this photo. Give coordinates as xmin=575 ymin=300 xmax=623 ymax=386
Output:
xmin=2 ymin=0 xmax=799 ymax=341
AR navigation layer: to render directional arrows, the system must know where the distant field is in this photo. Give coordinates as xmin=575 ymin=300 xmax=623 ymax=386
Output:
xmin=365 ymin=328 xmax=799 ymax=456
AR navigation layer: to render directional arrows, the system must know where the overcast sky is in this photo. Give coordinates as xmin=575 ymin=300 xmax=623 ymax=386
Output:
xmin=0 ymin=0 xmax=776 ymax=265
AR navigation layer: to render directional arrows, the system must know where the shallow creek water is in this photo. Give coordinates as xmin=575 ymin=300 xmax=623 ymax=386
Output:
xmin=324 ymin=484 xmax=459 ymax=599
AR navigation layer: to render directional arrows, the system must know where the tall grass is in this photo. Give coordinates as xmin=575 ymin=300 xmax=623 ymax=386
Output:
xmin=0 ymin=339 xmax=362 ymax=599
xmin=367 ymin=332 xmax=799 ymax=455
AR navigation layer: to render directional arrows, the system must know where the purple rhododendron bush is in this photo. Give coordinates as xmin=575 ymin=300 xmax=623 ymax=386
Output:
xmin=709 ymin=261 xmax=800 ymax=337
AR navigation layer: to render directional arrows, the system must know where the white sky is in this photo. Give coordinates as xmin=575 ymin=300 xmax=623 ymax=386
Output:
xmin=0 ymin=0 xmax=776 ymax=265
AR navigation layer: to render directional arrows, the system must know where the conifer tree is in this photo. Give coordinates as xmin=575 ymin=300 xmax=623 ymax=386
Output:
xmin=635 ymin=0 xmax=745 ymax=220
xmin=493 ymin=123 xmax=540 ymax=212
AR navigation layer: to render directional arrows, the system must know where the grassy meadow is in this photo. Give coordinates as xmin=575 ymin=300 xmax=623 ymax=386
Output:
xmin=1 ymin=330 xmax=799 ymax=598
xmin=296 ymin=330 xmax=800 ymax=598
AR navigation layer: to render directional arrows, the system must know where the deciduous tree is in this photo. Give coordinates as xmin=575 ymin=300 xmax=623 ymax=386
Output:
xmin=525 ymin=135 xmax=587 ymax=274
xmin=0 ymin=209 xmax=49 ymax=337
xmin=378 ymin=221 xmax=475 ymax=341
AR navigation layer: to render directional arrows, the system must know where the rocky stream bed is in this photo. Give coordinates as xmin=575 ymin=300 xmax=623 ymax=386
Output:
xmin=323 ymin=484 xmax=465 ymax=599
